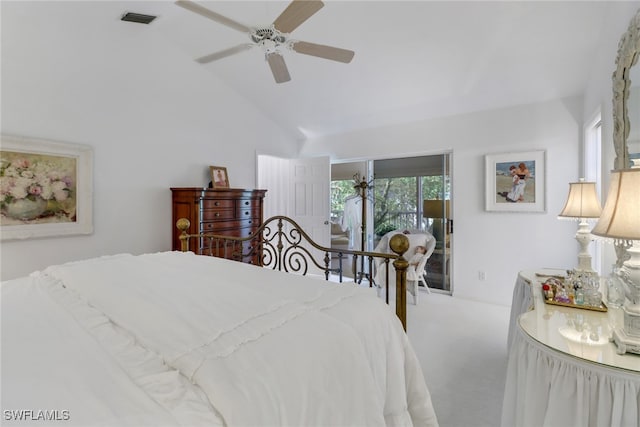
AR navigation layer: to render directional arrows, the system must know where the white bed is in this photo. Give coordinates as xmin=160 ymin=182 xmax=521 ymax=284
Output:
xmin=1 ymin=251 xmax=438 ymax=426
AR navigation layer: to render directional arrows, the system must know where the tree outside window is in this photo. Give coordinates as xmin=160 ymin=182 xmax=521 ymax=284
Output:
xmin=373 ymin=175 xmax=449 ymax=237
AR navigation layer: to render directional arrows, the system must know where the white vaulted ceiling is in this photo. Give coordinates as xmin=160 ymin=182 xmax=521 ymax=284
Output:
xmin=3 ymin=1 xmax=639 ymax=140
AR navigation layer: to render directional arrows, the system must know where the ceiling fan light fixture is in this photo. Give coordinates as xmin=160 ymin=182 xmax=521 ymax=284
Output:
xmin=260 ymin=39 xmax=280 ymax=55
xmin=251 ymin=27 xmax=286 ymax=44
xmin=176 ymin=0 xmax=354 ymax=83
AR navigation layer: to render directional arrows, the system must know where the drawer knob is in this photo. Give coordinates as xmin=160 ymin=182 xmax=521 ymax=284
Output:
xmin=244 ymin=201 xmax=250 ymax=205
xmin=214 ymin=202 xmax=220 ymax=206
xmin=248 ymin=220 xmax=252 ymax=224
xmin=215 ymin=212 xmax=220 ymax=217
xmin=244 ymin=211 xmax=249 ymax=215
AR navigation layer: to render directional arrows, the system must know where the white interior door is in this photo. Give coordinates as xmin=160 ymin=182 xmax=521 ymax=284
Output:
xmin=257 ymin=154 xmax=289 ymax=220
xmin=257 ymin=154 xmax=331 ymax=246
xmin=289 ymin=156 xmax=331 ymax=248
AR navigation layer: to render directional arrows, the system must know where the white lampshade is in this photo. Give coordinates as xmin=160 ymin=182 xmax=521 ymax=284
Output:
xmin=558 ymin=180 xmax=602 ymax=219
xmin=591 ymin=168 xmax=640 ymax=240
xmin=423 ymin=200 xmax=450 ymax=219
xmin=593 ymin=168 xmax=640 ymax=355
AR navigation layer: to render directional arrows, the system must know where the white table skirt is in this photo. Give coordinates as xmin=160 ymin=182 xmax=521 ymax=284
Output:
xmin=502 ymin=325 xmax=640 ymax=427
xmin=507 ymin=273 xmax=533 ymax=349
xmin=507 ymin=269 xmax=566 ymax=349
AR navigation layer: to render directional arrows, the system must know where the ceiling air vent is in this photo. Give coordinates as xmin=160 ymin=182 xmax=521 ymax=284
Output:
xmin=121 ymin=12 xmax=157 ymax=24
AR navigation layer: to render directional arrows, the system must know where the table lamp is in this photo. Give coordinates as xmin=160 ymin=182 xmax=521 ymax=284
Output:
xmin=423 ymin=199 xmax=450 ymax=248
xmin=558 ymin=179 xmax=602 ymax=272
xmin=591 ymin=168 xmax=640 ymax=355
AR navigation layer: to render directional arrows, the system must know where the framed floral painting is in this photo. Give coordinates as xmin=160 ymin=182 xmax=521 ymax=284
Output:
xmin=1 ymin=135 xmax=93 ymax=240
xmin=485 ymin=150 xmax=546 ymax=213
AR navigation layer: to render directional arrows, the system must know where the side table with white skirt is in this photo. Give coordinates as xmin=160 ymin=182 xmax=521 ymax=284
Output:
xmin=502 ymin=270 xmax=640 ymax=427
xmin=506 ymin=269 xmax=566 ymax=349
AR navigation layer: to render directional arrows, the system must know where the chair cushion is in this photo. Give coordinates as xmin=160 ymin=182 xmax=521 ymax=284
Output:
xmin=373 ymin=230 xmax=436 ymax=287
xmin=378 ymin=231 xmax=435 ymax=258
xmin=331 ymin=235 xmax=349 ymax=245
xmin=331 ymin=222 xmax=345 ymax=235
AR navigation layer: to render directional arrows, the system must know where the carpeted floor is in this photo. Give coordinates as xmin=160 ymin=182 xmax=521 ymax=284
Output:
xmin=405 ymin=291 xmax=511 ymax=427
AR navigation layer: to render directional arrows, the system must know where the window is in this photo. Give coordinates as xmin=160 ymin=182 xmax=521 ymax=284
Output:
xmin=373 ymin=176 xmax=419 ymax=236
xmin=372 ymin=155 xmax=450 ymax=237
xmin=330 ymin=179 xmax=354 ymax=222
xmin=584 ymin=112 xmax=602 ymax=273
xmin=584 ymin=113 xmax=602 ymax=190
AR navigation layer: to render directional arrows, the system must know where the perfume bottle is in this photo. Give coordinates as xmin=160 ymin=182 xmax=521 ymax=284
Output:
xmin=607 ymin=267 xmax=626 ymax=308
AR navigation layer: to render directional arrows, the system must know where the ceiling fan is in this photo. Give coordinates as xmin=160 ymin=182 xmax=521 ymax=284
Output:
xmin=175 ymin=0 xmax=355 ymax=83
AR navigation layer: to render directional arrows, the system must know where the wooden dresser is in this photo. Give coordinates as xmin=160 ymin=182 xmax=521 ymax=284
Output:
xmin=171 ymin=188 xmax=267 ymax=261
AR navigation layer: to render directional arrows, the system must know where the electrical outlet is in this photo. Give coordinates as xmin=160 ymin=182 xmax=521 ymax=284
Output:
xmin=478 ymin=271 xmax=486 ymax=281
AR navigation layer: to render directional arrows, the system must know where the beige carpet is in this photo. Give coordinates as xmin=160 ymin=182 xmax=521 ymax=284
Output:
xmin=405 ymin=291 xmax=511 ymax=427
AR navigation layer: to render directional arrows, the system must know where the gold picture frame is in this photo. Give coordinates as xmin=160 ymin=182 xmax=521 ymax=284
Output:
xmin=209 ymin=165 xmax=230 ymax=189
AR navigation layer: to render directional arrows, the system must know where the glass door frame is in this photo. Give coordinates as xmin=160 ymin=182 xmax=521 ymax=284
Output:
xmin=364 ymin=150 xmax=453 ymax=294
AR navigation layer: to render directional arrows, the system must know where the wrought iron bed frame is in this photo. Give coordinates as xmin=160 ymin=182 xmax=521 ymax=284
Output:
xmin=176 ymin=215 xmax=411 ymax=329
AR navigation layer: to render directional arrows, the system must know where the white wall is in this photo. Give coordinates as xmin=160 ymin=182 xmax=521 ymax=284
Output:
xmin=1 ymin=2 xmax=298 ymax=280
xmin=301 ymin=97 xmax=583 ymax=306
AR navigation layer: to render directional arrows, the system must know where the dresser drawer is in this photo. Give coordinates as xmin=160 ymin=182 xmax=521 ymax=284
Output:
xmin=200 ymin=233 xmax=260 ymax=261
xmin=237 ymin=199 xmax=255 ymax=208
xmin=201 ymin=219 xmax=258 ymax=233
xmin=202 ymin=209 xmax=235 ymax=221
xmin=237 ymin=225 xmax=260 ymax=238
xmin=237 ymin=206 xmax=261 ymax=219
xmin=202 ymin=199 xmax=235 ymax=210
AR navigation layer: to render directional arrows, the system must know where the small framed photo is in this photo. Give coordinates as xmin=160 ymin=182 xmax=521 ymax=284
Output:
xmin=1 ymin=135 xmax=94 ymax=240
xmin=209 ymin=165 xmax=230 ymax=189
xmin=485 ymin=150 xmax=546 ymax=213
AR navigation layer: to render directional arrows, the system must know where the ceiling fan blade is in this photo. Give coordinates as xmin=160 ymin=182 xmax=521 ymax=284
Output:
xmin=175 ymin=1 xmax=252 ymax=33
xmin=195 ymin=44 xmax=254 ymax=64
xmin=273 ymin=0 xmax=324 ymax=34
xmin=266 ymin=52 xmax=291 ymax=84
xmin=291 ymin=41 xmax=354 ymax=63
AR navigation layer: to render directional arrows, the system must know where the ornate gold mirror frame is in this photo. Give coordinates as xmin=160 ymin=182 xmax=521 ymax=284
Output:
xmin=612 ymin=9 xmax=640 ymax=170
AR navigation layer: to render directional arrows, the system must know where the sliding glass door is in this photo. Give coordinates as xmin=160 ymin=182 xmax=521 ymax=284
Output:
xmin=372 ymin=153 xmax=452 ymax=293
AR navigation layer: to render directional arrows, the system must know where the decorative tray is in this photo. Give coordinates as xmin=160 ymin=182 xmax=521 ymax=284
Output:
xmin=539 ymin=275 xmax=607 ymax=312
xmin=541 ymin=289 xmax=608 ymax=312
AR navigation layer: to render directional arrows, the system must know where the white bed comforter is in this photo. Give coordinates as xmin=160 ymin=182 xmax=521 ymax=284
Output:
xmin=3 ymin=251 xmax=438 ymax=427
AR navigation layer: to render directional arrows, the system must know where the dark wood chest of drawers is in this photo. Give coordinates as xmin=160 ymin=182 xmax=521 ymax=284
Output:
xmin=171 ymin=188 xmax=267 ymax=261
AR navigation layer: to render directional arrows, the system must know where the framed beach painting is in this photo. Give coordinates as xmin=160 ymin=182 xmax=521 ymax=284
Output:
xmin=485 ymin=150 xmax=546 ymax=213
xmin=1 ymin=135 xmax=93 ymax=240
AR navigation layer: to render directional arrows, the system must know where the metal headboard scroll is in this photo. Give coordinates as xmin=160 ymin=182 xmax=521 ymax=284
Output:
xmin=176 ymin=215 xmax=411 ymax=330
